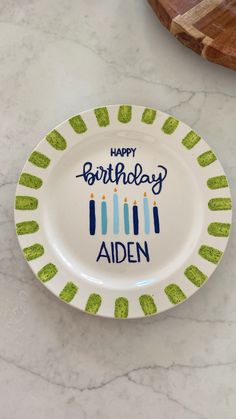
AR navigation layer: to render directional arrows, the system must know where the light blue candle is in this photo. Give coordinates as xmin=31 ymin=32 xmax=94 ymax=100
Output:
xmin=143 ymin=192 xmax=150 ymax=234
xmin=123 ymin=197 xmax=129 ymax=234
xmin=101 ymin=195 xmax=107 ymax=235
xmin=113 ymin=188 xmax=119 ymax=234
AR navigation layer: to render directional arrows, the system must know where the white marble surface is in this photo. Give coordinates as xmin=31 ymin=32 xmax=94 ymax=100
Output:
xmin=0 ymin=1 xmax=236 ymax=418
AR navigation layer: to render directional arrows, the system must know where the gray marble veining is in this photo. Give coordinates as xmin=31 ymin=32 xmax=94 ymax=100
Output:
xmin=0 ymin=1 xmax=235 ymax=418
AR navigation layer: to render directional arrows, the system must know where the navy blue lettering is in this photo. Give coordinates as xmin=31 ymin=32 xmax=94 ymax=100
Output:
xmin=76 ymin=162 xmax=167 ymax=196
xmin=96 ymin=241 xmax=111 ymax=263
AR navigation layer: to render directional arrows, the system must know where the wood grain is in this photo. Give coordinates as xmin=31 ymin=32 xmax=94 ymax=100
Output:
xmin=148 ymin=0 xmax=236 ymax=70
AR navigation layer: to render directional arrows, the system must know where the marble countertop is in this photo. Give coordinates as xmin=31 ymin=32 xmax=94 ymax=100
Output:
xmin=0 ymin=1 xmax=235 ymax=418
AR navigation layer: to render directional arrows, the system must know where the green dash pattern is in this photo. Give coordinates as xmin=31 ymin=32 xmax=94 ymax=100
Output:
xmin=15 ymin=196 xmax=38 ymax=210
xmin=28 ymin=151 xmax=50 ymax=168
xmin=141 ymin=108 xmax=156 ymax=124
xmin=38 ymin=263 xmax=58 ymax=282
xmin=19 ymin=173 xmax=43 ymax=189
xmin=184 ymin=265 xmax=207 ymax=287
xmin=208 ymin=222 xmax=230 ymax=237
xmin=199 ymin=245 xmax=223 ymax=264
xmin=16 ymin=220 xmax=39 ymax=235
xmin=69 ymin=115 xmax=87 ymax=133
xmin=59 ymin=282 xmax=78 ymax=302
xmin=85 ymin=293 xmax=102 ymax=314
xmin=208 ymin=198 xmax=232 ymax=211
xmin=162 ymin=117 xmax=179 ymax=134
xmin=182 ymin=130 xmax=201 ymax=149
xmin=46 ymin=130 xmax=67 ymax=150
xmin=114 ymin=297 xmax=128 ymax=318
xmin=165 ymin=284 xmax=186 ymax=304
xmin=118 ymin=105 xmax=132 ymax=123
xmin=139 ymin=295 xmax=157 ymax=315
xmin=94 ymin=107 xmax=110 ymax=127
xmin=197 ymin=150 xmax=216 ymax=167
xmin=207 ymin=175 xmax=228 ymax=189
xmin=23 ymin=243 xmax=44 ymax=261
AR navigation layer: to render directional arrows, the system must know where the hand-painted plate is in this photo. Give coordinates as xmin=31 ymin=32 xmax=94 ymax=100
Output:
xmin=14 ymin=105 xmax=232 ymax=318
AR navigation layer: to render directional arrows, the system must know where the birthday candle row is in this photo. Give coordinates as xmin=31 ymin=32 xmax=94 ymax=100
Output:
xmin=89 ymin=189 xmax=160 ymax=236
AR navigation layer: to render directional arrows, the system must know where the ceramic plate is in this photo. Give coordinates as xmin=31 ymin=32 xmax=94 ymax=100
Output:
xmin=14 ymin=105 xmax=232 ymax=318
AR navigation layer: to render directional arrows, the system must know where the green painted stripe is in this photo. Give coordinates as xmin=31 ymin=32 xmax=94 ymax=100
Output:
xmin=19 ymin=173 xmax=43 ymax=189
xmin=59 ymin=282 xmax=78 ymax=302
xmin=141 ymin=108 xmax=156 ymax=124
xmin=85 ymin=293 xmax=102 ymax=314
xmin=162 ymin=117 xmax=179 ymax=134
xmin=207 ymin=176 xmax=228 ymax=189
xmin=94 ymin=107 xmax=110 ymax=127
xmin=38 ymin=263 xmax=58 ymax=282
xmin=15 ymin=196 xmax=38 ymax=210
xmin=28 ymin=151 xmax=50 ymax=168
xmin=197 ymin=150 xmax=216 ymax=167
xmin=16 ymin=221 xmax=39 ymax=235
xmin=118 ymin=105 xmax=132 ymax=123
xmin=69 ymin=115 xmax=87 ymax=133
xmin=46 ymin=130 xmax=67 ymax=150
xmin=139 ymin=295 xmax=157 ymax=315
xmin=165 ymin=284 xmax=186 ymax=304
xmin=182 ymin=130 xmax=201 ymax=149
xmin=208 ymin=198 xmax=232 ymax=211
xmin=184 ymin=265 xmax=207 ymax=287
xmin=23 ymin=243 xmax=44 ymax=261
xmin=199 ymin=245 xmax=223 ymax=264
xmin=208 ymin=222 xmax=230 ymax=237
xmin=114 ymin=297 xmax=128 ymax=318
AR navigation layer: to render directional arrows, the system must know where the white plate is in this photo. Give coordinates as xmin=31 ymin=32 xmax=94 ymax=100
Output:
xmin=14 ymin=105 xmax=232 ymax=318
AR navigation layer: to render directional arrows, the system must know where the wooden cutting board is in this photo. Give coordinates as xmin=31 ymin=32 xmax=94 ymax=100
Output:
xmin=148 ymin=0 xmax=236 ymax=71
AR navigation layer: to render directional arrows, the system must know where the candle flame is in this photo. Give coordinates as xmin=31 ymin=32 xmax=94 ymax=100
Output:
xmin=124 ymin=197 xmax=127 ymax=203
xmin=153 ymin=201 xmax=157 ymax=206
xmin=90 ymin=193 xmax=94 ymax=198
xmin=114 ymin=187 xmax=117 ymax=192
xmin=134 ymin=200 xmax=137 ymax=205
xmin=102 ymin=195 xmax=106 ymax=200
xmin=144 ymin=192 xmax=147 ymax=197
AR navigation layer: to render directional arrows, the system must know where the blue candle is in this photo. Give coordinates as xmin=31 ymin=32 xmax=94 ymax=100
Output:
xmin=133 ymin=200 xmax=139 ymax=235
xmin=143 ymin=192 xmax=150 ymax=234
xmin=113 ymin=188 xmax=119 ymax=234
xmin=123 ymin=197 xmax=130 ymax=234
xmin=153 ymin=201 xmax=160 ymax=233
xmin=101 ymin=195 xmax=107 ymax=235
xmin=89 ymin=193 xmax=96 ymax=235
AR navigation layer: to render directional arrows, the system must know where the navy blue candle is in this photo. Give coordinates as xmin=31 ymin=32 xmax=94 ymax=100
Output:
xmin=89 ymin=193 xmax=96 ymax=235
xmin=153 ymin=201 xmax=160 ymax=233
xmin=133 ymin=200 xmax=139 ymax=235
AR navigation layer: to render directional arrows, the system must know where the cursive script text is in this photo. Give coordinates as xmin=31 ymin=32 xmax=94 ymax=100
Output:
xmin=76 ymin=162 xmax=167 ymax=195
